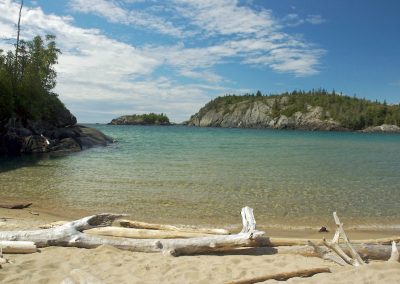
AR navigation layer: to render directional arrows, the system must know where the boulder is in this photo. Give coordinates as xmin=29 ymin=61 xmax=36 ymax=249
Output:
xmin=0 ymin=121 xmax=113 ymax=155
xmin=73 ymin=126 xmax=113 ymax=149
xmin=49 ymin=138 xmax=81 ymax=153
xmin=20 ymin=135 xmax=50 ymax=153
xmin=361 ymin=124 xmax=400 ymax=133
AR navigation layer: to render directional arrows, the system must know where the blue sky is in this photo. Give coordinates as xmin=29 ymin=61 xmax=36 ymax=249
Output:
xmin=1 ymin=0 xmax=399 ymax=122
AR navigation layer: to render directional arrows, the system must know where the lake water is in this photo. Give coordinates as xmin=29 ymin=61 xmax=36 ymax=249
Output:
xmin=1 ymin=125 xmax=399 ymax=230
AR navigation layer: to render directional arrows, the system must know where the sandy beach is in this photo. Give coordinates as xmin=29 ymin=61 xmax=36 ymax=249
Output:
xmin=0 ymin=205 xmax=399 ymax=284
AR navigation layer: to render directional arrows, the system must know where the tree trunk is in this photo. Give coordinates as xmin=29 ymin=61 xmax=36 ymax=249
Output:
xmin=0 ymin=241 xmax=36 ymax=253
xmin=119 ymin=220 xmax=229 ymax=235
xmin=0 ymin=208 xmax=266 ymax=256
xmin=0 ymin=209 xmax=398 ymax=259
xmin=85 ymin=227 xmax=219 ymax=239
xmin=14 ymin=0 xmax=24 ymax=77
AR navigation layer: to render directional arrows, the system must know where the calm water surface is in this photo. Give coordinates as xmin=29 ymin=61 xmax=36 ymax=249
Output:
xmin=1 ymin=125 xmax=399 ymax=229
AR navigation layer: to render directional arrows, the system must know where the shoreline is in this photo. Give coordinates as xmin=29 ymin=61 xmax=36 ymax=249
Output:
xmin=1 ymin=201 xmax=399 ymax=241
xmin=1 ymin=205 xmax=400 ymax=283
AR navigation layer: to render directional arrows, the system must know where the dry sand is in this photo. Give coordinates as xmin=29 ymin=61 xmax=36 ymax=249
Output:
xmin=0 ymin=207 xmax=399 ymax=284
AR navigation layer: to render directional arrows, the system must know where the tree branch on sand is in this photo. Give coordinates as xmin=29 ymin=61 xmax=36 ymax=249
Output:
xmin=0 ymin=207 xmax=399 ymax=265
xmin=0 ymin=208 xmax=266 ymax=256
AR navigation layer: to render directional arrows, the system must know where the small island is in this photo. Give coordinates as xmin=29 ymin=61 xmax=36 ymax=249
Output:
xmin=109 ymin=113 xmax=171 ymax=125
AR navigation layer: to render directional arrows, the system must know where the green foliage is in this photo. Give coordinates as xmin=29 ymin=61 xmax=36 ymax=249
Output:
xmin=124 ymin=113 xmax=170 ymax=125
xmin=199 ymin=89 xmax=400 ymax=130
xmin=271 ymin=98 xmax=280 ymax=118
xmin=0 ymin=35 xmax=72 ymax=126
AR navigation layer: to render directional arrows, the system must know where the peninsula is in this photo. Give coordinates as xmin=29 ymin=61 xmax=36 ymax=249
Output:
xmin=0 ymin=35 xmax=112 ymax=155
xmin=187 ymin=90 xmax=400 ymax=132
xmin=109 ymin=113 xmax=171 ymax=125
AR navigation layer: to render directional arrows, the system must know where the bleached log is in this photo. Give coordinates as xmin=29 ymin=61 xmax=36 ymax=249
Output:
xmin=389 ymin=241 xmax=399 ymax=262
xmin=119 ymin=220 xmax=229 ymax=235
xmin=323 ymin=238 xmax=355 ymax=265
xmin=240 ymin=206 xmax=256 ymax=234
xmin=224 ymin=267 xmax=331 ymax=284
xmin=85 ymin=227 xmax=215 ymax=239
xmin=264 ymin=243 xmax=400 ymax=261
xmin=307 ymin=241 xmax=347 ymax=266
xmin=250 ymin=236 xmax=400 ymax=247
xmin=0 ymin=207 xmax=267 ymax=256
xmin=0 ymin=241 xmax=37 ymax=253
xmin=333 ymin=212 xmax=365 ymax=265
xmin=0 ymin=213 xmax=126 ymax=247
xmin=0 ymin=208 xmax=398 ymax=259
xmin=322 ymin=212 xmax=365 ymax=266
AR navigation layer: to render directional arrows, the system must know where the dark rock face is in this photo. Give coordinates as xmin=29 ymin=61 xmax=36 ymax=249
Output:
xmin=0 ymin=118 xmax=113 ymax=155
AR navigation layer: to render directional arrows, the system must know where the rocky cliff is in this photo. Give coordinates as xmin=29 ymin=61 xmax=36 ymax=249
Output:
xmin=187 ymin=93 xmax=400 ymax=132
xmin=188 ymin=96 xmax=344 ymax=131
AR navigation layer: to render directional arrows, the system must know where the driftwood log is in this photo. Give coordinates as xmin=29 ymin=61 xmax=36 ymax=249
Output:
xmin=0 ymin=241 xmax=37 ymax=253
xmin=0 ymin=203 xmax=32 ymax=209
xmin=85 ymin=227 xmax=218 ymax=239
xmin=0 ymin=208 xmax=266 ymax=256
xmin=225 ymin=267 xmax=331 ymax=284
xmin=0 ymin=207 xmax=399 ymax=260
xmin=119 ymin=219 xmax=230 ymax=235
xmin=307 ymin=212 xmax=400 ymax=266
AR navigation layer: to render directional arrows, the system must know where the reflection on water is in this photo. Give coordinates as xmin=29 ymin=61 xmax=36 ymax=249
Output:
xmin=0 ymin=125 xmax=399 ymax=229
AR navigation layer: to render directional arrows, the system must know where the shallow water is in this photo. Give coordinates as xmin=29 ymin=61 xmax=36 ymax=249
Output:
xmin=1 ymin=125 xmax=399 ymax=229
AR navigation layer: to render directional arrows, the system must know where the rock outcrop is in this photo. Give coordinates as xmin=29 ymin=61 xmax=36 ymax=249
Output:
xmin=0 ymin=117 xmax=113 ymax=155
xmin=360 ymin=124 xmax=400 ymax=133
xmin=187 ymin=97 xmax=344 ymax=131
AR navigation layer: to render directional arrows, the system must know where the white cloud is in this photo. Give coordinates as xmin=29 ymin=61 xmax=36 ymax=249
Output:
xmin=282 ymin=13 xmax=326 ymax=27
xmin=0 ymin=0 xmax=327 ymax=122
xmin=69 ymin=0 xmax=185 ymax=37
xmin=0 ymin=0 xmax=220 ymax=122
xmin=68 ymin=0 xmax=325 ymax=76
xmin=306 ymin=14 xmax=326 ymax=25
xmin=173 ymin=0 xmax=275 ymax=37
xmin=169 ymin=0 xmax=324 ymax=76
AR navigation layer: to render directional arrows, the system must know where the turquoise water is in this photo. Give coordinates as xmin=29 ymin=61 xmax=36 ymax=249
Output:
xmin=1 ymin=125 xmax=400 ymax=229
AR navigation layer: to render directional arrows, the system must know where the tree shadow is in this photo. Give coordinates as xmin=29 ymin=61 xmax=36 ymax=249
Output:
xmin=0 ymin=152 xmax=69 ymax=173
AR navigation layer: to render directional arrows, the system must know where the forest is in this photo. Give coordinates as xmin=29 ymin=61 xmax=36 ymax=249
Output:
xmin=0 ymin=35 xmax=74 ymax=127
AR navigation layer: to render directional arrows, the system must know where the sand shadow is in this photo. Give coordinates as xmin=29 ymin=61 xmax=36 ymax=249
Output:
xmin=196 ymin=246 xmax=279 ymax=256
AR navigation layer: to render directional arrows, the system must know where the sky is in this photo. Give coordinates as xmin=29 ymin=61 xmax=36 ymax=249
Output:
xmin=0 ymin=0 xmax=399 ymax=123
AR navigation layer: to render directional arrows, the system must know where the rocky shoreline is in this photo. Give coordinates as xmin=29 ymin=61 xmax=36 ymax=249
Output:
xmin=0 ymin=117 xmax=113 ymax=155
xmin=187 ymin=97 xmax=400 ymax=133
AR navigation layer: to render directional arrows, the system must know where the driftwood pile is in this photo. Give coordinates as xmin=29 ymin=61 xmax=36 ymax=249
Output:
xmin=0 ymin=206 xmax=399 ymax=282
